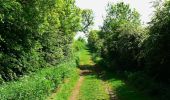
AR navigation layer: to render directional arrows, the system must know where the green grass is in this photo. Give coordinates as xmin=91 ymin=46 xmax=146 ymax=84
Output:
xmin=90 ymin=52 xmax=153 ymax=100
xmin=95 ymin=65 xmax=153 ymax=100
xmin=0 ymin=60 xmax=78 ymax=100
xmin=78 ymin=49 xmax=109 ymax=100
xmin=76 ymin=49 xmax=92 ymax=65
xmin=53 ymin=69 xmax=79 ymax=100
xmin=79 ymin=75 xmax=109 ymax=100
xmin=108 ymin=77 xmax=152 ymax=100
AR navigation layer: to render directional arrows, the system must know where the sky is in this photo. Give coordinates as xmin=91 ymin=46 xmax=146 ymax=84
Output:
xmin=75 ymin=0 xmax=155 ymax=40
xmin=76 ymin=0 xmax=155 ymax=29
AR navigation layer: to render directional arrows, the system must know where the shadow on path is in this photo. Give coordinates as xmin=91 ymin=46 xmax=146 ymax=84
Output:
xmin=92 ymin=63 xmax=152 ymax=100
xmin=78 ymin=64 xmax=117 ymax=100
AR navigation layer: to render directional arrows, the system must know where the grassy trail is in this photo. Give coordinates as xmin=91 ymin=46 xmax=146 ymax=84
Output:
xmin=50 ymin=48 xmax=152 ymax=100
xmin=69 ymin=76 xmax=84 ymax=100
xmin=72 ymin=49 xmax=112 ymax=100
xmin=49 ymin=49 xmax=111 ymax=100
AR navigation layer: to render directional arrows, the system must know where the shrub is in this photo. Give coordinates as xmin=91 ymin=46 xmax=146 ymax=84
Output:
xmin=73 ymin=39 xmax=87 ymax=52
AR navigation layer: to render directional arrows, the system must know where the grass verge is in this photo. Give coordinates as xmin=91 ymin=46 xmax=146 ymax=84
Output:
xmin=53 ymin=69 xmax=79 ymax=100
xmin=0 ymin=60 xmax=78 ymax=100
xmin=91 ymin=51 xmax=153 ymax=100
xmin=107 ymin=73 xmax=152 ymax=100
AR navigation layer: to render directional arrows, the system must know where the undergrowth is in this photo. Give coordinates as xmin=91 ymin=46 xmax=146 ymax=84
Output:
xmin=53 ymin=69 xmax=79 ymax=100
xmin=91 ymin=52 xmax=153 ymax=100
xmin=0 ymin=60 xmax=78 ymax=100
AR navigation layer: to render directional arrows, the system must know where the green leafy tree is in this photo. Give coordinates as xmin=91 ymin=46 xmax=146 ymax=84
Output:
xmin=81 ymin=9 xmax=94 ymax=33
xmin=88 ymin=30 xmax=103 ymax=54
xmin=99 ymin=2 xmax=144 ymax=71
xmin=0 ymin=0 xmax=92 ymax=81
xmin=143 ymin=0 xmax=170 ymax=83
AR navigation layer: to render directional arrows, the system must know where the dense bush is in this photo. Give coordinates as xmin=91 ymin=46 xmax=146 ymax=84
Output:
xmin=143 ymin=1 xmax=170 ymax=83
xmin=89 ymin=2 xmax=146 ymax=71
xmin=73 ymin=38 xmax=87 ymax=52
xmin=89 ymin=1 xmax=170 ymax=82
xmin=88 ymin=30 xmax=103 ymax=54
xmin=0 ymin=0 xmax=93 ymax=81
xmin=0 ymin=60 xmax=78 ymax=100
xmin=88 ymin=1 xmax=170 ymax=99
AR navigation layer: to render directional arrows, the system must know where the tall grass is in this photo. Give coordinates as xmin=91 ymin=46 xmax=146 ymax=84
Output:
xmin=54 ymin=69 xmax=79 ymax=100
xmin=0 ymin=60 xmax=78 ymax=100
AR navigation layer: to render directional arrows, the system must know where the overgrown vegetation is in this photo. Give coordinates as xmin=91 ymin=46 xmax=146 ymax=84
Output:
xmin=0 ymin=0 xmax=170 ymax=99
xmin=50 ymin=39 xmax=87 ymax=100
xmin=0 ymin=0 xmax=93 ymax=99
xmin=53 ymin=73 xmax=79 ymax=100
xmin=0 ymin=60 xmax=78 ymax=100
xmin=51 ymin=65 xmax=79 ymax=100
xmin=88 ymin=1 xmax=170 ymax=99
xmin=73 ymin=38 xmax=87 ymax=52
xmin=0 ymin=0 xmax=93 ymax=82
xmin=98 ymin=64 xmax=153 ymax=100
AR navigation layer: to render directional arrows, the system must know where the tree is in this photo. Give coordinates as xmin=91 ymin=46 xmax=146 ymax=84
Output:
xmin=81 ymin=9 xmax=94 ymax=33
xmin=88 ymin=30 xmax=103 ymax=54
xmin=143 ymin=0 xmax=170 ymax=83
xmin=99 ymin=2 xmax=144 ymax=71
xmin=0 ymin=0 xmax=88 ymax=81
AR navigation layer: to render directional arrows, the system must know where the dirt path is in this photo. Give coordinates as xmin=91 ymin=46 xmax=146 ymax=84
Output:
xmin=69 ymin=49 xmax=116 ymax=100
xmin=49 ymin=49 xmax=116 ymax=100
xmin=69 ymin=69 xmax=92 ymax=100
xmin=47 ymin=49 xmax=150 ymax=100
xmin=69 ymin=66 xmax=116 ymax=100
xmin=69 ymin=76 xmax=84 ymax=100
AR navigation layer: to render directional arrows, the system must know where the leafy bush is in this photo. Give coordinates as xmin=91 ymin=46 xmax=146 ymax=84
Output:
xmin=0 ymin=0 xmax=93 ymax=82
xmin=88 ymin=30 xmax=103 ymax=54
xmin=73 ymin=38 xmax=87 ymax=52
xmin=143 ymin=0 xmax=170 ymax=83
xmin=127 ymin=71 xmax=170 ymax=99
xmin=88 ymin=2 xmax=145 ymax=71
xmin=88 ymin=1 xmax=170 ymax=99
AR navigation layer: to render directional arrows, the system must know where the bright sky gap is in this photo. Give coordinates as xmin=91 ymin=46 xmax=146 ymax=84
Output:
xmin=76 ymin=0 xmax=155 ymax=30
xmin=75 ymin=0 xmax=155 ymax=39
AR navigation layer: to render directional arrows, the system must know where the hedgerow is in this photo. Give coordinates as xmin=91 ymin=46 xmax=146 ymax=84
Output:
xmin=0 ymin=0 xmax=93 ymax=82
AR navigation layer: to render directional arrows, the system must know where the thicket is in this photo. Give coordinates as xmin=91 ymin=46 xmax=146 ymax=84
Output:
xmin=0 ymin=36 xmax=88 ymax=99
xmin=73 ymin=37 xmax=87 ymax=52
xmin=88 ymin=1 xmax=170 ymax=99
xmin=89 ymin=2 xmax=145 ymax=71
xmin=143 ymin=1 xmax=170 ymax=83
xmin=0 ymin=0 xmax=93 ymax=82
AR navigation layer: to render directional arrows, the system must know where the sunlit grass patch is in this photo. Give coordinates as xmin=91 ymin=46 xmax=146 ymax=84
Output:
xmin=76 ymin=49 xmax=94 ymax=66
xmin=53 ymin=69 xmax=79 ymax=100
xmin=108 ymin=76 xmax=152 ymax=100
xmin=79 ymin=75 xmax=109 ymax=100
